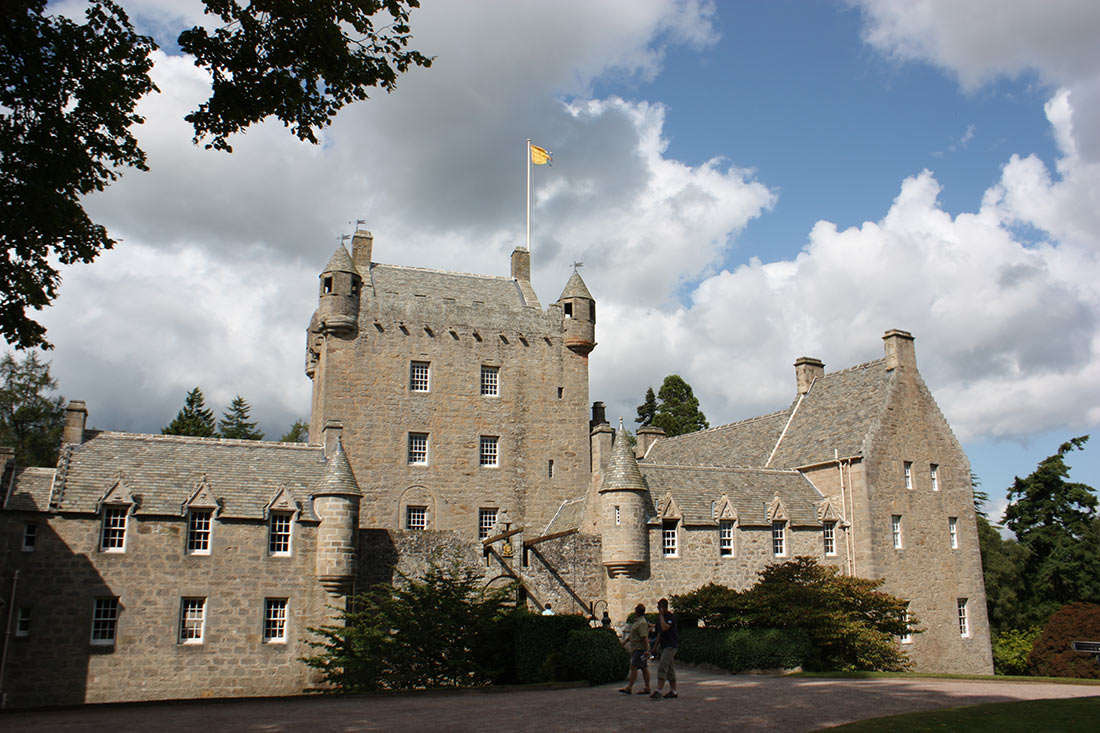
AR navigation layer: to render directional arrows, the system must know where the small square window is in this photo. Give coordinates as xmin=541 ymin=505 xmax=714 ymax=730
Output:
xmin=16 ymin=607 xmax=31 ymax=637
xmin=22 ymin=522 xmax=37 ymax=551
xmin=719 ymin=520 xmax=735 ymax=557
xmin=772 ymin=521 xmax=786 ymax=556
xmin=408 ymin=432 xmax=428 ymax=465
xmin=930 ymin=464 xmax=940 ymax=491
xmin=662 ymin=520 xmax=678 ymax=557
xmin=823 ymin=521 xmax=837 ymax=556
xmin=264 ymin=598 xmax=288 ymax=643
xmin=900 ymin=606 xmax=913 ymax=644
xmin=179 ymin=598 xmax=206 ymax=644
xmin=91 ymin=597 xmax=119 ymax=645
xmin=410 ymin=361 xmax=430 ymax=392
xmin=187 ymin=510 xmax=212 ymax=555
xmin=892 ymin=515 xmax=903 ymax=549
xmin=406 ymin=505 xmax=427 ymax=530
xmin=480 ymin=436 xmax=499 ymax=467
xmin=949 ymin=517 xmax=958 ymax=549
xmin=958 ymin=598 xmax=969 ymax=637
xmin=480 ymin=366 xmax=499 ymax=396
xmin=903 ymin=461 xmax=913 ymax=489
xmin=478 ymin=508 xmax=498 ymax=540
xmin=269 ymin=513 xmax=292 ymax=555
xmin=100 ymin=507 xmax=128 ymax=552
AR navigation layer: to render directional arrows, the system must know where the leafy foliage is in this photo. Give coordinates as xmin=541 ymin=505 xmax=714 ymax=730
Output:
xmin=0 ymin=351 xmax=65 ymax=466
xmin=303 ymin=553 xmax=514 ymax=691
xmin=992 ymin=626 xmax=1041 ymax=676
xmin=280 ymin=418 xmax=309 ymax=443
xmin=668 ymin=582 xmax=739 ymax=630
xmin=162 ymin=387 xmax=216 ymax=437
xmin=558 ymin=628 xmax=628 ymax=685
xmin=977 ymin=513 xmax=1030 ymax=632
xmin=1 ymin=0 xmax=156 ymax=349
xmin=634 ymin=387 xmax=656 ymax=428
xmin=678 ymin=627 xmax=811 ymax=672
xmin=218 ymin=395 xmax=263 ymax=440
xmin=639 ymin=374 xmax=709 ymax=437
xmin=1027 ymin=602 xmax=1100 ymax=679
xmin=511 ymin=612 xmax=591 ymax=683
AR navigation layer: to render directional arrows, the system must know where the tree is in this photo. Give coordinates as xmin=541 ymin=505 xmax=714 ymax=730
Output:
xmin=0 ymin=351 xmax=65 ymax=466
xmin=651 ymin=374 xmax=709 ymax=437
xmin=162 ymin=387 xmax=216 ymax=437
xmin=218 ymin=395 xmax=263 ymax=440
xmin=977 ymin=514 xmax=1029 ymax=632
xmin=2 ymin=0 xmax=431 ymax=350
xmin=1003 ymin=436 xmax=1100 ymax=620
xmin=1027 ymin=602 xmax=1100 ymax=679
xmin=635 ymin=387 xmax=657 ymax=428
xmin=280 ymin=418 xmax=309 ymax=443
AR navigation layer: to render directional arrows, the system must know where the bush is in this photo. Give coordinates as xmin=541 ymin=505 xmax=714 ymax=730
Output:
xmin=512 ymin=613 xmax=589 ymax=683
xmin=992 ymin=627 xmax=1041 ymax=675
xmin=559 ymin=628 xmax=629 ymax=685
xmin=1028 ymin=602 xmax=1100 ymax=679
xmin=678 ymin=627 xmax=810 ymax=672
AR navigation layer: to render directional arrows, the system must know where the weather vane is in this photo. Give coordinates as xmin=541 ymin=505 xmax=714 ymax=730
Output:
xmin=350 ymin=218 xmax=367 ymax=229
xmin=572 ymin=260 xmax=584 ymax=272
xmin=339 ymin=233 xmax=351 ymax=244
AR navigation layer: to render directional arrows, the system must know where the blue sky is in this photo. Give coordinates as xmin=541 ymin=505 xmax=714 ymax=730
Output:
xmin=24 ymin=1 xmax=1100 ymax=522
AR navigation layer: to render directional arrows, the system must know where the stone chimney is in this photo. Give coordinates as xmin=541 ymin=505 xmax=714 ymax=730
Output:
xmin=322 ymin=419 xmax=344 ymax=457
xmin=636 ymin=425 xmax=665 ymax=459
xmin=351 ymin=229 xmax=373 ymax=271
xmin=63 ymin=400 xmax=88 ymax=444
xmin=511 ymin=247 xmax=531 ymax=281
xmin=794 ymin=357 xmax=825 ymax=395
xmin=590 ymin=403 xmax=613 ymax=484
xmin=883 ymin=329 xmax=916 ymax=371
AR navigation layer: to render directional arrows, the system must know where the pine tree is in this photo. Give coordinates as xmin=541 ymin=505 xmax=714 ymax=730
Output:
xmin=635 ymin=387 xmax=657 ymax=428
xmin=651 ymin=374 xmax=709 ymax=437
xmin=162 ymin=387 xmax=216 ymax=437
xmin=280 ymin=419 xmax=309 ymax=443
xmin=0 ymin=351 xmax=66 ymax=467
xmin=219 ymin=395 xmax=264 ymax=440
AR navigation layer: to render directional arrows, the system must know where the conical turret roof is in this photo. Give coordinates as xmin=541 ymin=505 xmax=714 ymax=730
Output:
xmin=314 ymin=441 xmax=361 ymax=497
xmin=322 ymin=245 xmax=359 ymax=275
xmin=558 ymin=270 xmax=593 ymax=301
xmin=600 ymin=419 xmax=647 ymax=492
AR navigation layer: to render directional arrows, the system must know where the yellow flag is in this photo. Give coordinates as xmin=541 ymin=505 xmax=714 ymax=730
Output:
xmin=530 ymin=144 xmax=552 ymax=165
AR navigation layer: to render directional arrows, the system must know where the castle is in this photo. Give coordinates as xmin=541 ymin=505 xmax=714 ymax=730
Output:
xmin=0 ymin=231 xmax=992 ymax=706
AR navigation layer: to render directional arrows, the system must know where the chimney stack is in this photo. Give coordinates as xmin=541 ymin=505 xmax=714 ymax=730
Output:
xmin=636 ymin=425 xmax=665 ymax=459
xmin=322 ymin=419 xmax=344 ymax=457
xmin=511 ymin=247 xmax=531 ymax=281
xmin=794 ymin=357 xmax=825 ymax=395
xmin=351 ymin=229 xmax=373 ymax=272
xmin=63 ymin=400 xmax=88 ymax=444
xmin=883 ymin=329 xmax=916 ymax=371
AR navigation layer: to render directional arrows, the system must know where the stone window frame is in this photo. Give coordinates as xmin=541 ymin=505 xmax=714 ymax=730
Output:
xmin=409 ymin=360 xmax=430 ymax=392
xmin=892 ymin=515 xmax=903 ymax=549
xmin=957 ymin=598 xmax=969 ymax=637
xmin=480 ymin=435 xmax=499 ymax=468
xmin=547 ymin=459 xmax=554 ymax=478
xmin=948 ymin=516 xmax=958 ymax=549
xmin=823 ymin=520 xmax=837 ymax=556
xmin=268 ymin=512 xmax=293 ymax=556
xmin=480 ymin=365 xmax=500 ymax=397
xmin=614 ymin=505 xmax=621 ymax=526
xmin=90 ymin=597 xmax=119 ymax=645
xmin=930 ymin=463 xmax=940 ymax=491
xmin=179 ymin=597 xmax=206 ymax=645
xmin=406 ymin=505 xmax=428 ymax=530
xmin=408 ymin=432 xmax=429 ymax=465
xmin=903 ymin=461 xmax=913 ymax=489
xmin=100 ymin=505 xmax=129 ymax=553
xmin=719 ymin=520 xmax=735 ymax=557
xmin=662 ymin=519 xmax=679 ymax=558
xmin=186 ymin=509 xmax=213 ymax=555
xmin=263 ymin=598 xmax=288 ymax=643
xmin=15 ymin=607 xmax=31 ymax=638
xmin=22 ymin=522 xmax=37 ymax=551
xmin=771 ymin=521 xmax=786 ymax=557
xmin=478 ymin=507 xmax=498 ymax=540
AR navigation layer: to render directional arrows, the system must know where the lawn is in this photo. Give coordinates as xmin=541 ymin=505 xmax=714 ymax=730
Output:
xmin=826 ymin=696 xmax=1100 ymax=731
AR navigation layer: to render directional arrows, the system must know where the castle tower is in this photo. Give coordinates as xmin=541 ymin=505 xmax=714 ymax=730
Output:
xmin=311 ymin=430 xmax=362 ymax=598
xmin=599 ymin=419 xmax=648 ymax=577
xmin=556 ymin=270 xmax=595 ymax=355
xmin=316 ymin=244 xmax=361 ymax=336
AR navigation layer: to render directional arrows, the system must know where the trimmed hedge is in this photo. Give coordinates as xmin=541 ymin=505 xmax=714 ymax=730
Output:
xmin=678 ymin=627 xmax=810 ymax=672
xmin=559 ymin=628 xmax=630 ymax=685
xmin=511 ymin=613 xmax=590 ymax=683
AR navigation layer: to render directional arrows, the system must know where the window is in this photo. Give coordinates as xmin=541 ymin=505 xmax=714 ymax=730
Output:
xmin=564 ymin=302 xmax=573 ymax=318
xmin=322 ymin=276 xmax=333 ymax=294
xmin=480 ymin=435 xmax=499 ymax=467
xmin=547 ymin=459 xmax=554 ymax=478
xmin=264 ymin=599 xmax=288 ymax=643
xmin=478 ymin=508 xmax=498 ymax=541
xmin=662 ymin=520 xmax=678 ymax=557
xmin=719 ymin=520 xmax=735 ymax=557
xmin=187 ymin=510 xmax=212 ymax=554
xmin=179 ymin=598 xmax=206 ymax=644
xmin=772 ymin=521 xmax=786 ymax=557
xmin=91 ymin=598 xmax=119 ymax=645
xmin=410 ymin=361 xmax=430 ymax=392
xmin=269 ymin=512 xmax=292 ymax=555
xmin=949 ymin=517 xmax=958 ymax=549
xmin=823 ymin=521 xmax=837 ymax=556
xmin=100 ymin=506 xmax=128 ymax=552
xmin=406 ymin=505 xmax=427 ymax=530
xmin=16 ymin=608 xmax=31 ymax=637
xmin=480 ymin=365 xmax=499 ymax=396
xmin=903 ymin=461 xmax=913 ymax=489
xmin=958 ymin=598 xmax=969 ymax=637
xmin=408 ymin=432 xmax=428 ymax=465
xmin=22 ymin=522 xmax=37 ymax=551
xmin=557 ymin=387 xmax=564 ymax=399
xmin=930 ymin=464 xmax=939 ymax=491
xmin=614 ymin=505 xmax=621 ymax=526
xmin=892 ymin=515 xmax=903 ymax=549
xmin=900 ymin=606 xmax=912 ymax=644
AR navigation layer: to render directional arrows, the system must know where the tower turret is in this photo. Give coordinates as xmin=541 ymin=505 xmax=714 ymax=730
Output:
xmin=316 ymin=244 xmax=361 ymax=336
xmin=312 ymin=434 xmax=361 ymax=597
xmin=599 ymin=419 xmax=648 ymax=577
xmin=556 ymin=270 xmax=595 ymax=355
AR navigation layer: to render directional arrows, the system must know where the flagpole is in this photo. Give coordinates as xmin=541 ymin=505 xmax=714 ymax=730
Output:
xmin=526 ymin=138 xmax=532 ymax=251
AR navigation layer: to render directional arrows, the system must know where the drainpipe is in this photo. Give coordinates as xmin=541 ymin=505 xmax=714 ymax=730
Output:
xmin=0 ymin=569 xmax=19 ymax=708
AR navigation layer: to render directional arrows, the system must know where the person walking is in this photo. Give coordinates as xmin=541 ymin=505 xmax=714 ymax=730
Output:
xmin=650 ymin=598 xmax=679 ymax=699
xmin=618 ymin=604 xmax=651 ymax=695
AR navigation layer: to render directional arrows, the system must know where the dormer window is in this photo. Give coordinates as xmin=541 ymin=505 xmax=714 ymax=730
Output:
xmin=101 ymin=506 xmax=128 ymax=553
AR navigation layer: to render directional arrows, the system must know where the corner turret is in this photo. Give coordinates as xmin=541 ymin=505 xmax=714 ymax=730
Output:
xmin=599 ymin=418 xmax=648 ymax=577
xmin=316 ymin=245 xmax=361 ymax=336
xmin=556 ymin=270 xmax=595 ymax=355
xmin=312 ymin=433 xmax=361 ymax=597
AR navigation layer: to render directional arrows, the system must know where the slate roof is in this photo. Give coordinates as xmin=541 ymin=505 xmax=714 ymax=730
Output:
xmin=315 ymin=441 xmax=361 ymax=496
xmin=644 ymin=410 xmax=791 ymax=467
xmin=4 ymin=467 xmax=55 ymax=512
xmin=558 ymin=271 xmax=593 ymax=300
xmin=600 ymin=424 xmax=646 ymax=492
xmin=368 ymin=264 xmax=535 ymax=310
xmin=543 ymin=497 xmax=586 ymax=536
xmin=640 ymin=464 xmax=824 ymax=527
xmin=767 ymin=359 xmax=893 ymax=468
xmin=43 ymin=432 xmax=333 ymax=519
xmin=322 ymin=245 xmax=359 ymax=275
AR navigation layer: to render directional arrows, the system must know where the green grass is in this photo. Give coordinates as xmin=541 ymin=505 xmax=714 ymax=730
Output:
xmin=790 ymin=670 xmax=1100 ymax=685
xmin=825 ymin=696 xmax=1100 ymax=731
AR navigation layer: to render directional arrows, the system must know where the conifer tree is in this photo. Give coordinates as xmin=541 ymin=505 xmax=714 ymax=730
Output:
xmin=0 ymin=351 xmax=66 ymax=466
xmin=651 ymin=374 xmax=709 ymax=437
xmin=162 ymin=387 xmax=216 ymax=437
xmin=635 ymin=387 xmax=657 ymax=428
xmin=280 ymin=419 xmax=309 ymax=443
xmin=219 ymin=395 xmax=264 ymax=440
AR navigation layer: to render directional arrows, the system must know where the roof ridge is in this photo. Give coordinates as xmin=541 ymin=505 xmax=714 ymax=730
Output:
xmin=373 ymin=262 xmax=514 ymax=283
xmin=643 ymin=462 xmax=800 ymax=474
xmin=89 ymin=432 xmax=323 ymax=450
xmin=654 ymin=408 xmax=791 ymax=443
xmin=825 ymin=357 xmax=885 ymax=377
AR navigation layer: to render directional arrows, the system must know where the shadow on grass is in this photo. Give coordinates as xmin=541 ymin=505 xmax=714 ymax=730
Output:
xmin=825 ymin=695 xmax=1100 ymax=731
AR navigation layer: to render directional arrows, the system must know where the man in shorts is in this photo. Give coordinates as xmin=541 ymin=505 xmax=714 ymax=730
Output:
xmin=650 ymin=598 xmax=679 ymax=699
xmin=618 ymin=603 xmax=651 ymax=695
